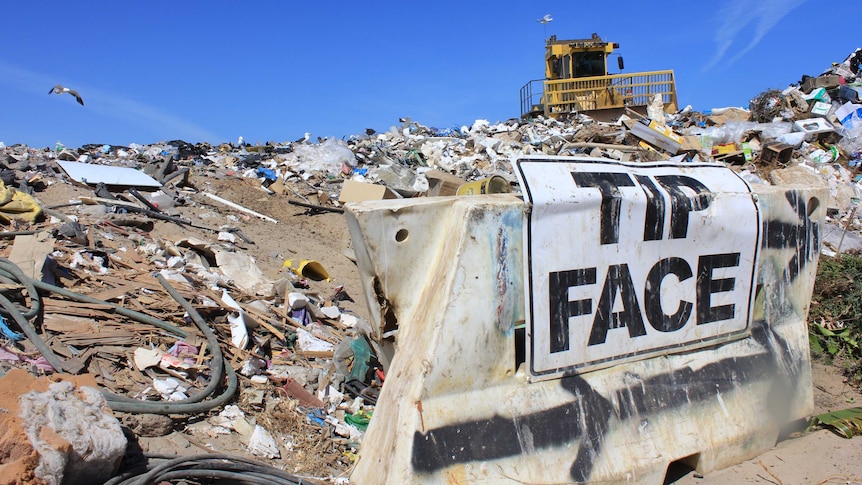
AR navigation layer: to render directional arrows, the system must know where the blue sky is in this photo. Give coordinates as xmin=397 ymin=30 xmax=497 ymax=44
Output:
xmin=0 ymin=1 xmax=857 ymax=148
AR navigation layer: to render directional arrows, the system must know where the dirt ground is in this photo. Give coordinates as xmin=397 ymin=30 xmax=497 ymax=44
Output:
xmin=29 ymin=172 xmax=862 ymax=483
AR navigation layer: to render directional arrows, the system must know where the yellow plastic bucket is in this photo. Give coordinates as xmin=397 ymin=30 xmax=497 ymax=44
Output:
xmin=456 ymin=175 xmax=511 ymax=196
xmin=283 ymin=259 xmax=331 ymax=281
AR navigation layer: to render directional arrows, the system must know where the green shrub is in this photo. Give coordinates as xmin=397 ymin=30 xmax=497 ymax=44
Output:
xmin=809 ymin=254 xmax=862 ymax=386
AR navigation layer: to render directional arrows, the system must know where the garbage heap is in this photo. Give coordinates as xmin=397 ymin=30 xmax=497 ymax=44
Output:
xmin=0 ymin=48 xmax=859 ymax=484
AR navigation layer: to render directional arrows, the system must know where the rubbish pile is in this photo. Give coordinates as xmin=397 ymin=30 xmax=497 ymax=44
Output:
xmin=0 ymin=48 xmax=859 ymax=484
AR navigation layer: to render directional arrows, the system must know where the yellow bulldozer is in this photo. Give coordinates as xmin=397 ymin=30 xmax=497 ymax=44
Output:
xmin=520 ymin=33 xmax=678 ymax=121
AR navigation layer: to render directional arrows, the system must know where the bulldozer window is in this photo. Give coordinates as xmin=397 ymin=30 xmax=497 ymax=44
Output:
xmin=549 ymin=56 xmax=561 ymax=79
xmin=559 ymin=55 xmax=571 ymax=79
xmin=572 ymin=51 xmax=605 ymax=78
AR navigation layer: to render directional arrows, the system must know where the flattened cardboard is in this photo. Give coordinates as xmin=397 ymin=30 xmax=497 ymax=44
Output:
xmin=339 ymin=180 xmax=397 ymax=203
xmin=425 ymin=169 xmax=466 ymax=197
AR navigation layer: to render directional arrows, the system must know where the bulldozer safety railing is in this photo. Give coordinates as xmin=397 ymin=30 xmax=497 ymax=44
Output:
xmin=520 ymin=70 xmax=677 ymax=118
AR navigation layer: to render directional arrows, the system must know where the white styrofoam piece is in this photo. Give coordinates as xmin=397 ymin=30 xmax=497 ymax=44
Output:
xmin=57 ymin=160 xmax=162 ymax=187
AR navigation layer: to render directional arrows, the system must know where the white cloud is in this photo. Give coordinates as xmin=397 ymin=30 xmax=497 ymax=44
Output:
xmin=703 ymin=0 xmax=807 ymax=71
xmin=0 ymin=60 xmax=221 ymax=143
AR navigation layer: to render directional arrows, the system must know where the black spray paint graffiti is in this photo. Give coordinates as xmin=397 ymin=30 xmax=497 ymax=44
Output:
xmin=762 ymin=191 xmax=821 ymax=282
xmin=410 ymin=190 xmax=820 ymax=482
xmin=412 ymin=321 xmax=799 ymax=481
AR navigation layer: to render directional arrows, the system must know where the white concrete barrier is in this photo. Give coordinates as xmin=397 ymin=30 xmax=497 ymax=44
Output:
xmin=345 ymin=156 xmax=826 ymax=484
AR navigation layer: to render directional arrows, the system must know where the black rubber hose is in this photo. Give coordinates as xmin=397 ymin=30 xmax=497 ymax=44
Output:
xmin=100 ymin=273 xmax=238 ymax=414
xmin=152 ymin=469 xmax=295 ymax=485
xmin=0 ymin=291 xmax=66 ymax=371
xmin=0 ymin=258 xmax=43 ymax=319
xmin=122 ymin=454 xmax=306 ymax=485
xmin=102 ymin=273 xmax=226 ymax=407
xmin=30 ymin=276 xmax=190 ymax=337
xmin=103 ymin=466 xmax=152 ymax=485
xmin=106 ymin=357 xmax=237 ymax=415
xmin=0 ymin=230 xmax=40 ymax=238
xmin=0 ymin=257 xmax=237 ymax=414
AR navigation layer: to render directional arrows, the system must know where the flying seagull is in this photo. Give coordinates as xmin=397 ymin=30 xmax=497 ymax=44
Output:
xmin=49 ymin=84 xmax=84 ymax=105
xmin=537 ymin=14 xmax=553 ymax=24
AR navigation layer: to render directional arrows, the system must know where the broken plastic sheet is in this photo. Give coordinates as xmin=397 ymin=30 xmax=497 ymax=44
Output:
xmin=212 ymin=247 xmax=271 ymax=294
xmin=837 ymin=101 xmax=862 ymax=126
xmin=248 ymin=425 xmax=281 ymax=459
xmin=221 ymin=289 xmax=260 ymax=349
xmin=296 ymin=327 xmax=334 ymax=353
xmin=689 ymin=121 xmax=792 ymax=145
xmin=222 ymin=291 xmax=248 ymax=349
xmin=292 ymin=138 xmax=356 ymax=175
xmin=57 ymin=160 xmax=162 ymax=187
xmin=152 ymin=377 xmax=188 ymax=401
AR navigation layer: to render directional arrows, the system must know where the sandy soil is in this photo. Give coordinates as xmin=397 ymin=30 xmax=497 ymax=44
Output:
xmin=30 ymin=172 xmax=862 ymax=484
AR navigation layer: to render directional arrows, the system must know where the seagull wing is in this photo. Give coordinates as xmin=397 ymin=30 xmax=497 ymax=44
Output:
xmin=64 ymin=89 xmax=83 ymax=105
xmin=49 ymin=84 xmax=62 ymax=94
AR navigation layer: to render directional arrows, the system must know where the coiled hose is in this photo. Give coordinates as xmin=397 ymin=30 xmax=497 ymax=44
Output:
xmin=0 ymin=257 xmax=237 ymax=415
xmin=104 ymin=454 xmax=309 ymax=485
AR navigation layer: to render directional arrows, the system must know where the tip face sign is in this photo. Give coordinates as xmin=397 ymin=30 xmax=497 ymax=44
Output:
xmin=515 ymin=158 xmax=760 ymax=381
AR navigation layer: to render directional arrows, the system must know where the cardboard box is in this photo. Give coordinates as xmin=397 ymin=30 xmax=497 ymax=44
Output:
xmin=801 ymin=75 xmax=841 ymax=93
xmin=803 ymin=87 xmax=829 ymax=103
xmin=760 ymin=142 xmax=794 ymax=165
xmin=810 ymin=101 xmax=831 ymax=117
xmin=425 ymin=169 xmax=466 ymax=197
xmin=741 ymin=142 xmax=753 ymax=161
xmin=678 ymin=135 xmax=703 ymax=152
xmin=706 ymin=107 xmax=751 ymax=124
xmin=629 ymin=118 xmax=682 ymax=154
xmin=711 ymin=143 xmax=737 ymax=155
xmin=338 ymin=180 xmax=397 ymax=203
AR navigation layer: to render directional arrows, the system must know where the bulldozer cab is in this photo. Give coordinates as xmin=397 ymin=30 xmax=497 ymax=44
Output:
xmin=520 ymin=33 xmax=677 ymax=121
xmin=546 ymin=34 xmax=615 ymax=79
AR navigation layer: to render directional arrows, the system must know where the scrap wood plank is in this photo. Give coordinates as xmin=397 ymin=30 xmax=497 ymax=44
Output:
xmin=42 ymin=306 xmax=116 ymax=320
xmin=78 ymin=347 xmax=134 ymax=369
xmin=238 ymin=303 xmax=287 ymax=340
xmin=296 ymin=349 xmax=335 ymax=359
xmin=96 ymin=273 xmax=153 ymax=291
xmin=254 ymin=319 xmax=286 ymax=341
xmin=69 ymin=345 xmax=142 ymax=362
xmin=59 ymin=334 xmax=142 ymax=347
xmin=195 ymin=341 xmax=208 ymax=366
xmin=91 ymin=358 xmax=116 ymax=382
xmin=88 ymin=285 xmax=132 ymax=302
xmin=112 ymin=370 xmax=148 ymax=395
xmin=260 ymin=299 xmax=307 ymax=331
xmin=96 ymin=346 xmax=138 ymax=357
xmin=44 ymin=298 xmax=114 ymax=311
xmin=126 ymin=351 xmax=150 ymax=383
xmin=107 ymin=253 xmax=143 ymax=271
xmin=100 ymin=323 xmax=165 ymax=336
xmin=131 ymin=273 xmax=197 ymax=300
xmin=42 ymin=315 xmax=96 ymax=333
